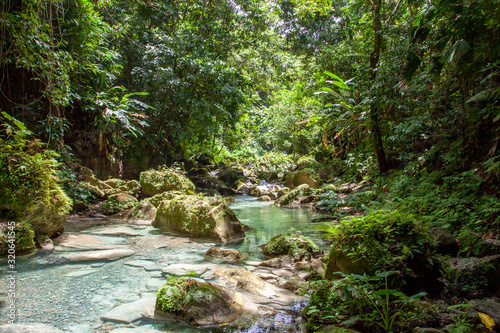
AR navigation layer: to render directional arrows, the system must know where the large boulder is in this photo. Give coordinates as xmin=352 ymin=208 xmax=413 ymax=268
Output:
xmin=152 ymin=194 xmax=246 ymax=243
xmin=325 ymin=210 xmax=440 ymax=295
xmin=140 ymin=170 xmax=195 ymax=197
xmin=155 ymin=277 xmax=257 ymax=326
xmin=262 ymin=232 xmax=321 ymax=261
xmin=218 ymin=166 xmax=245 ymax=188
xmin=103 ymin=179 xmax=141 ymax=196
xmin=285 ymin=169 xmax=322 ymax=189
xmin=205 ymin=247 xmax=244 ymax=262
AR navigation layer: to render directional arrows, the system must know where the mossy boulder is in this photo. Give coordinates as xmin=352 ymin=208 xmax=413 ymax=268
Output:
xmin=103 ymin=179 xmax=141 ymax=196
xmin=140 ymin=169 xmax=195 ymax=197
xmin=218 ymin=166 xmax=245 ymax=187
xmin=252 ymin=154 xmax=296 ymax=181
xmin=101 ymin=193 xmax=138 ymax=215
xmin=248 ymin=186 xmax=261 ymax=197
xmin=325 ymin=210 xmax=440 ymax=293
xmin=274 ymin=184 xmax=312 ymax=206
xmin=285 ymin=169 xmax=322 ymax=189
xmin=0 ymin=220 xmax=35 ymax=255
xmin=155 ymin=277 xmax=250 ymax=326
xmin=263 ymin=232 xmax=321 ymax=261
xmin=152 ymin=194 xmax=246 ymax=243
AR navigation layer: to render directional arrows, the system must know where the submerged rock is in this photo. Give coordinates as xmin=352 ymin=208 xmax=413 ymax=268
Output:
xmin=161 ymin=263 xmax=209 ymax=276
xmin=63 ymin=249 xmax=135 ymax=262
xmin=0 ymin=323 xmax=64 ymax=333
xmin=101 ymin=295 xmax=156 ymax=324
xmin=152 ymin=194 xmax=246 ymax=243
xmin=155 ymin=277 xmax=258 ymax=326
xmin=139 ymin=169 xmax=195 ymax=197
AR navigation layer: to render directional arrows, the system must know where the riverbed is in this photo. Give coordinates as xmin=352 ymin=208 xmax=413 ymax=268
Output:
xmin=0 ymin=197 xmax=329 ymax=332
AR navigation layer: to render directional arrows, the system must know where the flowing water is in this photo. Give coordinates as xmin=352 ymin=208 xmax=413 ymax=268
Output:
xmin=0 ymin=196 xmax=329 ymax=332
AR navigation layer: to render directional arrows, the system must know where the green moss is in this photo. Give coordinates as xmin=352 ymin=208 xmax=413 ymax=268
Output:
xmin=104 ymin=179 xmax=141 ymax=196
xmin=0 ymin=220 xmax=35 ymax=255
xmin=156 ymin=277 xmax=231 ymax=323
xmin=101 ymin=193 xmax=138 ymax=215
xmin=275 ymin=184 xmax=312 ymax=206
xmin=263 ymin=232 xmax=320 ymax=260
xmin=140 ymin=169 xmax=195 ymax=196
xmin=325 ymin=210 xmax=437 ymax=279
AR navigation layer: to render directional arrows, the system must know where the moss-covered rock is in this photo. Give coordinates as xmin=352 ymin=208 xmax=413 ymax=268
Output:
xmin=325 ymin=210 xmax=439 ymax=293
xmin=152 ymin=194 xmax=246 ymax=243
xmin=274 ymin=184 xmax=312 ymax=206
xmin=248 ymin=186 xmax=261 ymax=197
xmin=140 ymin=169 xmax=195 ymax=197
xmin=251 ymin=154 xmax=296 ymax=181
xmin=218 ymin=166 xmax=245 ymax=187
xmin=263 ymin=232 xmax=320 ymax=261
xmin=0 ymin=220 xmax=35 ymax=255
xmin=155 ymin=277 xmax=248 ymax=326
xmin=205 ymin=247 xmax=244 ymax=262
xmin=443 ymin=255 xmax=500 ymax=297
xmin=286 ymin=169 xmax=322 ymax=189
xmin=103 ymin=179 xmax=141 ymax=196
xmin=101 ymin=193 xmax=138 ymax=215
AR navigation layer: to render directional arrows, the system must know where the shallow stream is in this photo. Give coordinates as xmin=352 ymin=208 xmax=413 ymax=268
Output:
xmin=0 ymin=196 xmax=329 ymax=332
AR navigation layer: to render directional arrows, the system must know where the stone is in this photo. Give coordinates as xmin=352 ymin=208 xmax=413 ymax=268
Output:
xmin=63 ymin=249 xmax=135 ymax=262
xmin=262 ymin=232 xmax=320 ymax=261
xmin=152 ymin=194 xmax=246 ymax=243
xmin=445 ymin=255 xmax=500 ymax=296
xmin=258 ymin=258 xmax=289 ymax=268
xmin=155 ymin=277 xmax=259 ymax=326
xmin=101 ymin=193 xmax=139 ymax=215
xmin=67 ymin=324 xmax=92 ymax=333
xmin=205 ymin=247 xmax=243 ymax=262
xmin=139 ymin=169 xmax=195 ymax=197
xmin=91 ymin=226 xmax=143 ymax=237
xmin=286 ymin=170 xmax=321 ymax=189
xmin=249 ymin=186 xmax=261 ymax=197
xmin=65 ymin=269 xmax=96 ymax=277
xmin=108 ymin=326 xmax=162 ymax=333
xmin=101 ymin=295 xmax=156 ymax=324
xmin=275 ymin=184 xmax=312 ymax=207
xmin=432 ymin=227 xmax=459 ymax=256
xmin=257 ymin=195 xmax=272 ymax=202
xmin=469 ymin=298 xmax=500 ymax=327
xmin=161 ymin=264 xmax=208 ymax=276
xmin=281 ymin=279 xmax=306 ymax=292
xmin=276 ymin=187 xmax=290 ymax=198
xmin=0 ymin=323 xmax=64 ymax=333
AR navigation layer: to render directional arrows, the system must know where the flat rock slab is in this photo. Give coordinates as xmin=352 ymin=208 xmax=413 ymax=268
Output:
xmin=108 ymin=326 xmax=162 ymax=333
xmin=65 ymin=269 xmax=96 ymax=277
xmin=124 ymin=260 xmax=159 ymax=270
xmin=54 ymin=234 xmax=127 ymax=251
xmin=64 ymin=249 xmax=135 ymax=262
xmin=90 ymin=226 xmax=144 ymax=237
xmin=101 ymin=295 xmax=156 ymax=324
xmin=0 ymin=323 xmax=64 ymax=333
xmin=161 ymin=264 xmax=208 ymax=276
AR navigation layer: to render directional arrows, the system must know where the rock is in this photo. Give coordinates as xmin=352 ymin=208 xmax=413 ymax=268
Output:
xmin=161 ymin=264 xmax=208 ymax=276
xmin=285 ymin=170 xmax=321 ymax=189
xmin=131 ymin=201 xmax=156 ymax=221
xmin=275 ymin=184 xmax=312 ymax=206
xmin=0 ymin=220 xmax=35 ymax=255
xmin=262 ymin=232 xmax=320 ymax=261
xmin=258 ymin=258 xmax=289 ymax=268
xmin=276 ymin=187 xmax=290 ymax=198
xmin=65 ymin=269 xmax=96 ymax=277
xmin=108 ymin=325 xmax=162 ymax=333
xmin=295 ymin=259 xmax=326 ymax=278
xmin=257 ymin=195 xmax=272 ymax=202
xmin=54 ymin=233 xmax=127 ymax=251
xmin=214 ymin=268 xmax=296 ymax=301
xmin=249 ymin=186 xmax=261 ymax=197
xmin=103 ymin=179 xmax=141 ymax=196
xmin=205 ymin=247 xmax=243 ymax=262
xmin=91 ymin=226 xmax=143 ymax=237
xmin=155 ymin=277 xmax=258 ymax=326
xmin=63 ymin=249 xmax=135 ymax=262
xmin=458 ymin=232 xmax=500 ymax=257
xmin=445 ymin=255 xmax=500 ymax=296
xmin=218 ymin=166 xmax=245 ymax=187
xmin=101 ymin=193 xmax=139 ymax=215
xmin=469 ymin=298 xmax=500 ymax=327
xmin=432 ymin=227 xmax=459 ymax=256
xmin=139 ymin=169 xmax=195 ymax=197
xmin=67 ymin=324 xmax=92 ymax=333
xmin=0 ymin=323 xmax=64 ymax=333
xmin=281 ymin=279 xmax=306 ymax=292
xmin=152 ymin=194 xmax=246 ymax=243
xmin=101 ymin=295 xmax=156 ymax=324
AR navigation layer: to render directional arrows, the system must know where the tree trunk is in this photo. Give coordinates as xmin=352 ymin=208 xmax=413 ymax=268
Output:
xmin=370 ymin=0 xmax=388 ymax=174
